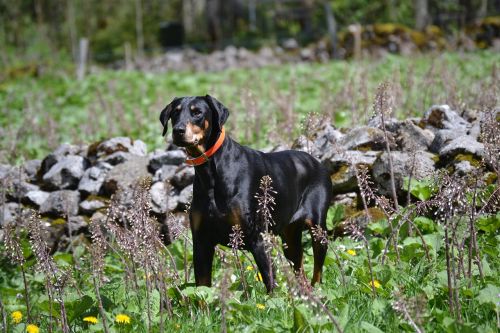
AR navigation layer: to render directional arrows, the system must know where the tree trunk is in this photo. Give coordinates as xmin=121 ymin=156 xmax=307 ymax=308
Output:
xmin=477 ymin=0 xmax=488 ymax=19
xmin=66 ymin=0 xmax=77 ymax=62
xmin=206 ymin=0 xmax=222 ymax=49
xmin=323 ymin=2 xmax=338 ymax=59
xmin=135 ymin=0 xmax=144 ymax=58
xmin=415 ymin=0 xmax=429 ymax=30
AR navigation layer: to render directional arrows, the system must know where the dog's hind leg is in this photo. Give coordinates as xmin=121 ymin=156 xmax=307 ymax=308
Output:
xmin=305 ymin=218 xmax=328 ymax=286
xmin=249 ymin=237 xmax=276 ymax=293
xmin=281 ymin=222 xmax=304 ymax=275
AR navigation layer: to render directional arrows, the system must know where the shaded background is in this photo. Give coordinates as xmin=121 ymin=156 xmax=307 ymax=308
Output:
xmin=1 ymin=0 xmax=499 ymax=66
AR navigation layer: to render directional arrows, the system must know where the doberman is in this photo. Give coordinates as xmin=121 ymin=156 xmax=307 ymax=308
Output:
xmin=160 ymin=95 xmax=332 ymax=292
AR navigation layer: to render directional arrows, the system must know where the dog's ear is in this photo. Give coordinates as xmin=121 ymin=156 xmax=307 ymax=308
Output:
xmin=205 ymin=94 xmax=229 ymax=131
xmin=160 ymin=97 xmax=179 ymax=136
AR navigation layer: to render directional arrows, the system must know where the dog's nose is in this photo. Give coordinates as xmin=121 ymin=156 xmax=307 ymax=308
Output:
xmin=173 ymin=127 xmax=185 ymax=136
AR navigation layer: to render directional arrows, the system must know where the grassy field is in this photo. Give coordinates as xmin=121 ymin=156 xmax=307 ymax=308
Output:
xmin=1 ymin=177 xmax=499 ymax=332
xmin=0 ymin=50 xmax=499 ymax=164
xmin=0 ymin=51 xmax=499 ymax=332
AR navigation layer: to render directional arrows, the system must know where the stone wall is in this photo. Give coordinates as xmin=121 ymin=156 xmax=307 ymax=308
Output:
xmin=0 ymin=105 xmax=497 ymax=247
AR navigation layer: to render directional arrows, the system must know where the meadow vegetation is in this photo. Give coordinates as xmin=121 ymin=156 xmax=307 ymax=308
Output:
xmin=0 ymin=51 xmax=499 ymax=332
xmin=1 ymin=50 xmax=499 ymax=164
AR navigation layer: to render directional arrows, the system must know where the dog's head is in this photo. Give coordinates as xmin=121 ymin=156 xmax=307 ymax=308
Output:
xmin=159 ymin=95 xmax=229 ymax=147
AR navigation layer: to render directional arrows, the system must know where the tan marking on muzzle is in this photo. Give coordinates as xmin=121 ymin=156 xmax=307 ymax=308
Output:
xmin=185 ymin=122 xmax=206 ymax=144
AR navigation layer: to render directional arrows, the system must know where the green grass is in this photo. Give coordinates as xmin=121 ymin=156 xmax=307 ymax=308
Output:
xmin=1 ymin=208 xmax=499 ymax=332
xmin=1 ymin=50 xmax=499 ymax=163
xmin=0 ymin=51 xmax=499 ymax=331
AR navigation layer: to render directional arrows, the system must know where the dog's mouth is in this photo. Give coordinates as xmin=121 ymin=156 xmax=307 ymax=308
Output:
xmin=173 ymin=135 xmax=200 ymax=148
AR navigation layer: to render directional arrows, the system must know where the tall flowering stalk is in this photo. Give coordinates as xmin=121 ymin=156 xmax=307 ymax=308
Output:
xmin=105 ymin=179 xmax=172 ymax=331
xmin=255 ymin=175 xmax=277 ymax=233
xmin=4 ymin=224 xmax=32 ymax=323
xmin=88 ymin=219 xmax=110 ymax=333
xmin=27 ymin=212 xmax=69 ymax=333
xmin=255 ymin=175 xmax=277 ymax=289
xmin=228 ymin=224 xmax=249 ymax=299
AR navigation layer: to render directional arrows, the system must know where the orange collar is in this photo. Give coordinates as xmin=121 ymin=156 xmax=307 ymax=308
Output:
xmin=185 ymin=127 xmax=225 ymax=166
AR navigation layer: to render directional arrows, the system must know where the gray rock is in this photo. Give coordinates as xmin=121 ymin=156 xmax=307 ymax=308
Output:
xmin=395 ymin=120 xmax=434 ymax=151
xmin=321 ymin=150 xmax=379 ymax=194
xmin=78 ymin=163 xmax=113 ymax=195
xmin=0 ymin=203 xmax=20 ymax=226
xmin=429 ymin=129 xmax=468 ymax=153
xmin=101 ymin=152 xmax=133 ymax=165
xmin=42 ymin=155 xmax=89 ymax=190
xmin=367 ymin=116 xmax=402 ymax=132
xmin=291 ymin=136 xmax=317 ymax=156
xmin=8 ymin=181 xmax=39 ymax=201
xmin=24 ymin=190 xmax=50 ymax=207
xmin=39 ymin=144 xmax=86 ymax=176
xmin=153 ymin=165 xmax=178 ymax=182
xmin=178 ymin=185 xmax=193 ymax=209
xmin=96 ymin=137 xmax=147 ymax=158
xmin=170 ymin=166 xmax=195 ymax=189
xmin=150 ymin=181 xmax=179 ymax=213
xmin=102 ymin=156 xmax=150 ymax=195
xmin=467 ymin=120 xmax=481 ymax=139
xmin=340 ymin=126 xmax=389 ymax=150
xmin=321 ymin=150 xmax=379 ymax=173
xmin=454 ymin=161 xmax=475 ymax=176
xmin=372 ymin=151 xmax=436 ymax=197
xmin=439 ymin=135 xmax=485 ymax=160
xmin=67 ymin=216 xmax=88 ymax=233
xmin=39 ymin=190 xmax=80 ymax=216
xmin=23 ymin=160 xmax=41 ymax=182
xmin=0 ymin=165 xmax=26 ymax=184
xmin=148 ymin=150 xmax=186 ymax=173
xmin=90 ymin=211 xmax=107 ymax=224
xmin=0 ymin=164 xmax=13 ymax=180
xmin=80 ymin=199 xmax=107 ymax=215
xmin=422 ymin=105 xmax=469 ymax=131
xmin=293 ymin=124 xmax=344 ymax=158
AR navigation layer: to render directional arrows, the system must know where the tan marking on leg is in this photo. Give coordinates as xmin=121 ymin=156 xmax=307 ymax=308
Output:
xmin=312 ymin=269 xmax=322 ymax=286
xmin=191 ymin=211 xmax=203 ymax=232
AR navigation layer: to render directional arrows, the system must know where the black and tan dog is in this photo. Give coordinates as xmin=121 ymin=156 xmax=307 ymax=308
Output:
xmin=160 ymin=95 xmax=332 ymax=292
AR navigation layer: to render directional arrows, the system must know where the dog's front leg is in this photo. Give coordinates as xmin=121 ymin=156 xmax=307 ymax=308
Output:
xmin=250 ymin=238 xmax=276 ymax=293
xmin=192 ymin=236 xmax=215 ymax=287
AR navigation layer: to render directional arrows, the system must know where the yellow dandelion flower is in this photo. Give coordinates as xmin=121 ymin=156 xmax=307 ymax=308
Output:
xmin=115 ymin=313 xmax=131 ymax=324
xmin=369 ymin=279 xmax=382 ymax=289
xmin=176 ymin=324 xmax=181 ymax=329
xmin=256 ymin=303 xmax=265 ymax=310
xmin=346 ymin=249 xmax=357 ymax=256
xmin=255 ymin=272 xmax=263 ymax=282
xmin=11 ymin=311 xmax=22 ymax=324
xmin=246 ymin=265 xmax=254 ymax=271
xmin=83 ymin=316 xmax=98 ymax=324
xmin=26 ymin=324 xmax=40 ymax=333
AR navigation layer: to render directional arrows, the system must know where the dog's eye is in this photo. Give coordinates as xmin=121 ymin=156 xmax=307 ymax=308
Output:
xmin=192 ymin=109 xmax=202 ymax=117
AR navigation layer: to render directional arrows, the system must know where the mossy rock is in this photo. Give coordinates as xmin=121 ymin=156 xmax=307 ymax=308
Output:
xmin=373 ymin=23 xmax=408 ymax=35
xmin=454 ymin=153 xmax=482 ymax=167
xmin=85 ymin=194 xmax=110 ymax=203
xmin=410 ymin=31 xmax=427 ymax=48
xmin=330 ymin=164 xmax=350 ymax=182
xmin=484 ymin=172 xmax=498 ymax=185
xmin=481 ymin=16 xmax=500 ymax=27
xmin=425 ymin=25 xmax=443 ymax=36
xmin=51 ymin=218 xmax=66 ymax=226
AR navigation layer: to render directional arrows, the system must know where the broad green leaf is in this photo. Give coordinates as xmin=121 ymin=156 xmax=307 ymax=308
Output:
xmin=361 ymin=321 xmax=385 ymax=333
xmin=475 ymin=284 xmax=500 ymax=309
